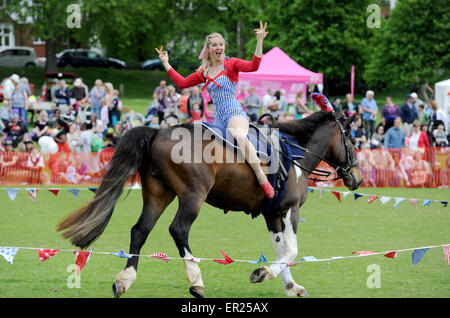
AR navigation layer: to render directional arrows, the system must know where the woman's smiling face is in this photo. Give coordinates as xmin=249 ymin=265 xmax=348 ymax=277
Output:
xmin=208 ymin=36 xmax=226 ymax=63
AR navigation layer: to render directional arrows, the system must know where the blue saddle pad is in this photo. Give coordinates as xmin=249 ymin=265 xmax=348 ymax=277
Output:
xmin=198 ymin=122 xmax=304 ymax=213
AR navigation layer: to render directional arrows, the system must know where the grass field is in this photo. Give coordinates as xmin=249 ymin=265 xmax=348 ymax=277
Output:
xmin=0 ymin=186 xmax=449 ymax=298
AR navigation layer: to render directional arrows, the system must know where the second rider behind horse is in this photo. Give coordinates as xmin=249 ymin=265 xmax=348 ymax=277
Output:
xmin=156 ymin=21 xmax=274 ymax=198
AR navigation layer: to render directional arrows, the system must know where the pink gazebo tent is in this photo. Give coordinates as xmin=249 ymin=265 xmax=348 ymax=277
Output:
xmin=238 ymin=46 xmax=323 ymax=104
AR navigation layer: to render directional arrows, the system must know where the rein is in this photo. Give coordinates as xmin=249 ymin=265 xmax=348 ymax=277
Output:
xmin=256 ymin=114 xmax=359 ymax=183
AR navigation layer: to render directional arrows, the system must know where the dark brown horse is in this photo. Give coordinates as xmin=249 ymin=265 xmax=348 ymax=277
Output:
xmin=57 ymin=110 xmax=362 ymax=298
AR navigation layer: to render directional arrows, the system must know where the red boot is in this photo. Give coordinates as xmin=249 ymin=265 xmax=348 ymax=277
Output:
xmin=260 ymin=181 xmax=275 ymax=199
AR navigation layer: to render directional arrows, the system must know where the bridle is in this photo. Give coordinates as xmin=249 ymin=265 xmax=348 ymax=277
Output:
xmin=258 ymin=114 xmax=360 ymax=184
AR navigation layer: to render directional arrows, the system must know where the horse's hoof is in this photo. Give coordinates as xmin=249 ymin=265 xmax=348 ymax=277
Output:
xmin=189 ymin=286 xmax=205 ymax=298
xmin=298 ymin=288 xmax=309 ymax=297
xmin=249 ymin=267 xmax=269 ymax=283
xmin=112 ymin=281 xmax=125 ymax=298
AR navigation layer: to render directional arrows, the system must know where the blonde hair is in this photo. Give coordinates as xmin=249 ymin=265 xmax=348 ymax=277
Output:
xmin=199 ymin=33 xmax=226 ymax=70
xmin=104 ymin=82 xmax=114 ymax=94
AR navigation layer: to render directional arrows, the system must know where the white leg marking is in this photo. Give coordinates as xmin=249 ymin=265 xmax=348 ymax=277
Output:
xmin=115 ymin=267 xmax=136 ymax=293
xmin=183 ymin=248 xmax=204 ymax=288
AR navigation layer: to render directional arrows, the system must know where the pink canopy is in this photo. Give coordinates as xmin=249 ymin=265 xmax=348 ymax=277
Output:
xmin=238 ymin=47 xmax=323 ymax=104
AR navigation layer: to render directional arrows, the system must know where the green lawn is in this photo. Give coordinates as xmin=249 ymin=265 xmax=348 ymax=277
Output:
xmin=0 ymin=187 xmax=449 ymax=298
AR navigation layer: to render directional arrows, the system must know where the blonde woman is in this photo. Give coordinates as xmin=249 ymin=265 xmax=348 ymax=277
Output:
xmin=156 ymin=21 xmax=274 ymax=198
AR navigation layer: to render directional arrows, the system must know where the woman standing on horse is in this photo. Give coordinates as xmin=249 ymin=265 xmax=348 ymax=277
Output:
xmin=156 ymin=21 xmax=274 ymax=198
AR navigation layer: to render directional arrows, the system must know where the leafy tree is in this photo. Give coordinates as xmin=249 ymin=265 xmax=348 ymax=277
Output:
xmin=363 ymin=0 xmax=450 ymax=88
xmin=259 ymin=0 xmax=374 ymax=94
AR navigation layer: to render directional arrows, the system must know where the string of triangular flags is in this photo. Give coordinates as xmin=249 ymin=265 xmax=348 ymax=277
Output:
xmin=1 ymin=243 xmax=449 ymax=275
xmin=1 ymin=185 xmax=447 ymax=211
xmin=309 ymin=187 xmax=449 ymax=210
xmin=0 ymin=183 xmax=142 ymax=201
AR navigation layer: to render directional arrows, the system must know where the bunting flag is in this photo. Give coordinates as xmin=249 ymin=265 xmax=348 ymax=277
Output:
xmin=213 ymin=250 xmax=234 ymax=265
xmin=74 ymin=248 xmax=94 ymax=275
xmin=68 ymin=189 xmax=80 ymax=199
xmin=410 ymin=198 xmax=418 ymax=208
xmin=7 ymin=188 xmax=19 ymax=201
xmin=48 ymin=189 xmax=59 ymax=196
xmin=354 ymin=193 xmax=363 ymax=201
xmin=149 ymin=252 xmax=170 ymax=262
xmin=342 ymin=191 xmax=351 ymax=199
xmin=112 ymin=249 xmax=132 ymax=259
xmin=331 ymin=191 xmax=341 ymax=202
xmin=394 ymin=197 xmax=405 ymax=210
xmin=37 ymin=248 xmax=59 ymax=262
xmin=384 ymin=251 xmax=398 ymax=259
xmin=368 ymin=195 xmax=378 ymax=204
xmin=301 ymin=256 xmax=319 ymax=263
xmin=0 ymin=247 xmax=19 ymax=264
xmin=248 ymin=251 xmax=268 ymax=264
xmin=412 ymin=248 xmax=429 ymax=267
xmin=379 ymin=196 xmax=392 ymax=205
xmin=27 ymin=189 xmax=38 ymax=201
xmin=352 ymin=251 xmax=376 ymax=255
xmin=88 ymin=188 xmax=97 ymax=194
xmin=423 ymin=200 xmax=432 ymax=206
xmin=443 ymin=245 xmax=450 ymax=266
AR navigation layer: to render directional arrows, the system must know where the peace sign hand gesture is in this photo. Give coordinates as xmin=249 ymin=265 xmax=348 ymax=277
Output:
xmin=254 ymin=21 xmax=269 ymax=42
xmin=155 ymin=46 xmax=169 ymax=65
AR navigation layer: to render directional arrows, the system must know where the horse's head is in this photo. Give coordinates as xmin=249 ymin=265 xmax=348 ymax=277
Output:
xmin=325 ymin=112 xmax=363 ymax=191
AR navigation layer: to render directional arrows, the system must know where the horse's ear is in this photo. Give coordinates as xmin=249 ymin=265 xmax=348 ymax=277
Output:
xmin=344 ymin=114 xmax=356 ymax=129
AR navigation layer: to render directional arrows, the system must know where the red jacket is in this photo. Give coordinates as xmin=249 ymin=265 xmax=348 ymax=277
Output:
xmin=167 ymin=55 xmax=262 ymax=89
xmin=409 ymin=131 xmax=430 ymax=148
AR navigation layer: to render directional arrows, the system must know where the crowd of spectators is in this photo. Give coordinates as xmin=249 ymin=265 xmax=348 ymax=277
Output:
xmin=1 ymin=72 xmax=449 ymax=187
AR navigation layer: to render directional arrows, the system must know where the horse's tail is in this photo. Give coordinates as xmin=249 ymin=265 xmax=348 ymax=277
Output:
xmin=57 ymin=126 xmax=158 ymax=249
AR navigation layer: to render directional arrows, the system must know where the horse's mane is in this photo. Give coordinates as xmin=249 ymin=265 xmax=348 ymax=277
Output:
xmin=270 ymin=111 xmax=337 ymax=143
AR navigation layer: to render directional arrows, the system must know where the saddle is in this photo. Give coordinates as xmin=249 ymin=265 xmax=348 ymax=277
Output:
xmin=199 ymin=122 xmax=304 ymax=216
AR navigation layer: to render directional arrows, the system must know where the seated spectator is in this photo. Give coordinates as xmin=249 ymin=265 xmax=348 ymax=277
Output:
xmin=17 ymin=133 xmax=34 ymax=153
xmin=71 ymin=78 xmax=88 ymax=102
xmin=350 ymin=116 xmax=366 ymax=149
xmin=48 ymin=109 xmax=62 ymax=128
xmin=373 ymin=144 xmax=396 ymax=186
xmin=381 ymin=97 xmax=399 ymax=131
xmin=148 ymin=116 xmax=160 ymax=129
xmin=409 ymin=120 xmax=430 ymax=150
xmin=410 ymin=150 xmax=432 ymax=187
xmin=370 ymin=124 xmax=385 ymax=149
xmin=357 ymin=141 xmax=376 ymax=187
xmin=341 ymin=93 xmax=360 ymax=117
xmin=187 ymin=86 xmax=203 ymax=121
xmin=429 ymin=100 xmax=446 ymax=132
xmin=53 ymin=118 xmax=71 ymax=154
xmin=5 ymin=112 xmax=27 ymax=148
xmin=384 ymin=117 xmax=405 ymax=149
xmin=245 ymin=86 xmax=263 ymax=122
xmin=190 ymin=103 xmax=202 ymax=123
xmin=0 ymin=139 xmax=18 ymax=178
xmin=434 ymin=124 xmax=448 ymax=147
xmin=26 ymin=145 xmax=45 ymax=184
xmin=31 ymin=110 xmax=50 ymax=142
xmin=178 ymin=88 xmax=190 ymax=123
xmin=421 ymin=124 xmax=435 ymax=146
xmin=399 ymin=148 xmax=414 ymax=186
xmin=55 ymin=80 xmax=71 ymax=106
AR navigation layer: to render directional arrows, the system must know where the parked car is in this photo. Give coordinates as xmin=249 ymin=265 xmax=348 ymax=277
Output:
xmin=0 ymin=46 xmax=38 ymax=67
xmin=141 ymin=59 xmax=164 ymax=70
xmin=57 ymin=49 xmax=126 ymax=69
